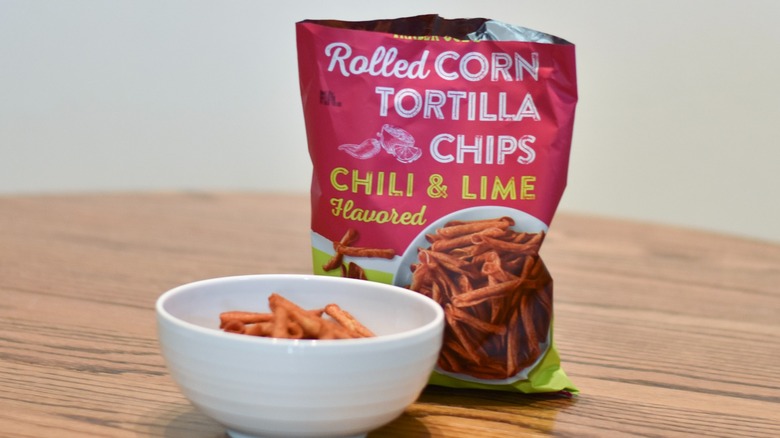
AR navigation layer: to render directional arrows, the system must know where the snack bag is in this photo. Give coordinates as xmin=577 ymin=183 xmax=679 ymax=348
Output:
xmin=297 ymin=15 xmax=577 ymax=394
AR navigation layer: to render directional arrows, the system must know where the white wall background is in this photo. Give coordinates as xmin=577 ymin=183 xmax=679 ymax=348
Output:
xmin=1 ymin=0 xmax=778 ymax=243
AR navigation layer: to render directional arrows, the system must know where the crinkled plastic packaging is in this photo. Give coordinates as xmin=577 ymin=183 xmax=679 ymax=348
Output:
xmin=297 ymin=15 xmax=577 ymax=394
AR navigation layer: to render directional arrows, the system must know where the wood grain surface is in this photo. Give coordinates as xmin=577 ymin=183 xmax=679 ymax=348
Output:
xmin=0 ymin=193 xmax=778 ymax=437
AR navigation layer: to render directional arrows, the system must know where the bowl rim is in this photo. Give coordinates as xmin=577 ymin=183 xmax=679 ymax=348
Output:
xmin=156 ymin=274 xmax=445 ymax=347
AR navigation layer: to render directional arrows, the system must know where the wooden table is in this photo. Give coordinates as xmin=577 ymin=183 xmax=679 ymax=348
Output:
xmin=1 ymin=193 xmax=778 ymax=437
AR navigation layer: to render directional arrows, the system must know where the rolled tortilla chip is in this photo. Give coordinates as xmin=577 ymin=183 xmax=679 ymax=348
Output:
xmin=325 ymin=303 xmax=375 ymax=337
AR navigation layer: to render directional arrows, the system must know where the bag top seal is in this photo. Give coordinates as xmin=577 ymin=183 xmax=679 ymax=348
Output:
xmin=299 ymin=14 xmax=572 ymax=45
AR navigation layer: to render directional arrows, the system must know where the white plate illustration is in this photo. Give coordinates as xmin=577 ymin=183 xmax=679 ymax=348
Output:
xmin=393 ymin=206 xmax=551 ymax=384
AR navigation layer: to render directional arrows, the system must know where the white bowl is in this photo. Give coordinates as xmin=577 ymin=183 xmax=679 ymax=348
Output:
xmin=156 ymin=274 xmax=445 ymax=438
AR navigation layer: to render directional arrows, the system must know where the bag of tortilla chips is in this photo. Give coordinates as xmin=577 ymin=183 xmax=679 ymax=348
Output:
xmin=296 ymin=14 xmax=577 ymax=394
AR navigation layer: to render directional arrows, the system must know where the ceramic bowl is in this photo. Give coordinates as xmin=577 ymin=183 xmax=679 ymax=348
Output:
xmin=156 ymin=274 xmax=444 ymax=438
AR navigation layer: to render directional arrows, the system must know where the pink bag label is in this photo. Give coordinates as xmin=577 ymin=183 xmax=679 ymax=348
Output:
xmin=298 ymin=21 xmax=576 ymax=254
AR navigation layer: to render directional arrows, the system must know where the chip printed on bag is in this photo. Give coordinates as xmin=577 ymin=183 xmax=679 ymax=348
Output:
xmin=296 ymin=14 xmax=578 ymax=394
